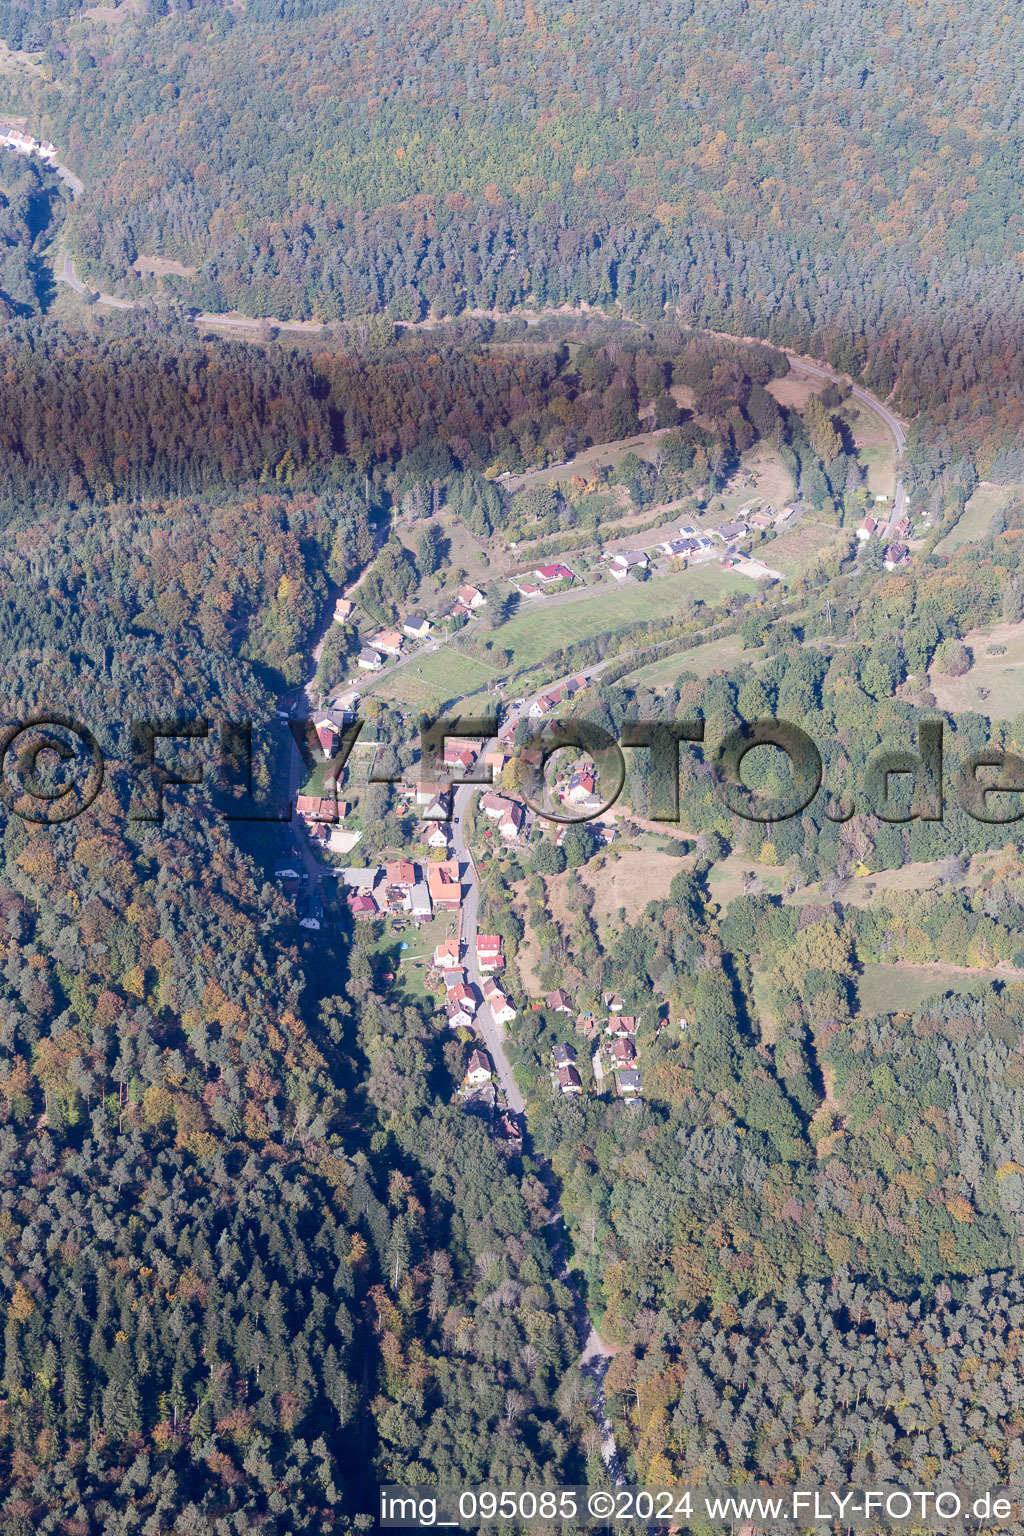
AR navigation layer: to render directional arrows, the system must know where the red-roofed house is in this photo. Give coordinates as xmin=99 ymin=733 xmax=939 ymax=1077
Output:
xmin=476 ymin=934 xmax=503 ymax=972
xmin=427 ymin=860 xmax=462 ymax=911
xmin=433 ymin=938 xmax=460 ymax=971
xmin=535 ymin=563 xmax=576 ymax=586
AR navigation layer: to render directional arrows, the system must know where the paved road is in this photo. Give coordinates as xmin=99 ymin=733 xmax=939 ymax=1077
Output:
xmin=787 ymin=356 xmax=908 ymax=534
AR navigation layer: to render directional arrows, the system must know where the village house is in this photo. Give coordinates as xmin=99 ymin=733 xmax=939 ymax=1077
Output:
xmin=314 ymin=718 xmax=340 ymax=757
xmin=529 ymin=684 xmax=567 ymax=719
xmin=659 ymin=536 xmax=696 ymax=559
xmin=546 ymin=989 xmax=573 ymax=1014
xmin=608 ymin=550 xmax=649 ymax=580
xmin=447 ymin=996 xmax=474 ymax=1030
xmin=557 ymin=1064 xmax=583 ymax=1096
xmin=449 ymin=982 xmax=477 ymax=1015
xmin=611 ymin=1037 xmax=636 ymax=1068
xmin=715 ymin=521 xmax=748 ymax=544
xmin=296 ymin=794 xmax=348 ymax=822
xmin=616 ymin=1068 xmax=643 ymax=1098
xmin=748 ymin=509 xmax=774 ymax=532
xmin=566 ymin=765 xmax=598 ymax=805
xmin=856 ymin=515 xmax=878 ymax=541
xmin=357 ymin=647 xmax=383 ymax=671
xmin=479 ymin=791 xmax=524 ymax=840
xmin=497 ymin=1112 xmax=523 ymax=1153
xmin=442 ymin=966 xmax=468 ymax=992
xmin=458 ymin=584 xmax=486 ymax=609
xmin=884 ymin=541 xmax=909 ymax=570
xmin=603 ymin=992 xmax=625 ymax=1013
xmin=343 ymin=866 xmax=380 ymax=895
xmin=464 ymin=1049 xmax=492 ymax=1086
xmin=372 ymin=630 xmax=404 ymax=657
xmin=552 ymin=1043 xmax=577 ymax=1071
xmin=385 ymin=860 xmax=417 ymax=889
xmin=424 ymin=823 xmax=450 ymax=851
xmin=476 ymin=934 xmax=504 ymax=971
xmin=607 ymin=1014 xmax=637 ymax=1040
xmin=409 ymin=882 xmax=433 ymax=920
xmin=482 ymin=979 xmax=516 ymax=1025
xmin=433 ymin=938 xmax=460 ymax=970
xmin=534 ymin=563 xmax=576 ymax=586
xmin=403 ymin=612 xmax=432 ymax=640
xmin=333 ymin=597 xmax=354 ymax=624
xmin=427 ymin=859 xmax=462 ymax=911
xmin=443 ymin=741 xmax=480 ymax=774
xmin=348 ymin=893 xmax=378 ymax=920
xmin=515 ymin=580 xmax=543 ymax=599
xmin=421 ymin=789 xmax=453 ymax=821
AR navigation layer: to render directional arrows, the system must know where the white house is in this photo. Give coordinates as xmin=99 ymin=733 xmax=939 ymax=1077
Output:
xmin=464 ymin=1049 xmax=492 ymax=1086
xmin=608 ymin=550 xmax=649 ymax=580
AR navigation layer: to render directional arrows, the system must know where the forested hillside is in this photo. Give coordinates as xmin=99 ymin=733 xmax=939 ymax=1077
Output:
xmin=5 ymin=0 xmax=1023 ymax=478
xmin=0 ymin=468 xmax=593 ymax=1528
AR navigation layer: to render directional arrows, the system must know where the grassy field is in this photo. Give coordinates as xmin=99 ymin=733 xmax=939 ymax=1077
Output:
xmin=856 ymin=961 xmax=1018 ymax=1018
xmin=493 ymin=565 xmax=749 ymax=676
xmin=928 ymin=619 xmax=1024 ymax=719
xmin=619 ymin=633 xmax=763 ymax=689
xmin=761 ymin=518 xmax=837 ymax=578
xmin=370 ymin=645 xmax=501 ymax=713
xmin=839 ymin=398 xmax=895 ymax=497
xmin=935 ymin=482 xmax=1018 ymax=554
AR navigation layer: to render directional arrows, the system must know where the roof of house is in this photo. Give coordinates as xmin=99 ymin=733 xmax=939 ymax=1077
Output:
xmin=427 ymin=860 xmax=461 ymax=900
xmin=612 ymin=1038 xmax=636 ymax=1063
xmin=348 ymin=894 xmax=377 ymax=915
xmin=616 ymin=1069 xmax=643 ymax=1092
xmin=343 ymin=866 xmax=380 ymax=891
xmin=611 ymin=549 xmax=648 ymax=566
xmin=385 ymin=860 xmax=416 ymax=886
xmin=458 ymin=584 xmax=484 ymax=605
xmin=358 ymin=647 xmax=382 ymax=664
xmin=373 ymin=630 xmax=404 ymax=649
xmin=467 ymin=1049 xmax=491 ymax=1074
xmin=477 ymin=933 xmax=502 ymax=951
xmin=557 ymin=1065 xmax=583 ymax=1090
xmin=547 ymin=990 xmax=573 ymax=1011
xmin=535 ymin=563 xmax=576 ymax=582
xmin=553 ymin=1043 xmax=577 ymax=1066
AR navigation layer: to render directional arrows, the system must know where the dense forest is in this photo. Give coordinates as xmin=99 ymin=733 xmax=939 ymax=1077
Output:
xmin=2 ymin=0 xmax=1022 ymax=478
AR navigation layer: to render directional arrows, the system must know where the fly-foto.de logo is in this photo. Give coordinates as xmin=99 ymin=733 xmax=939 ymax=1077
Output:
xmin=2 ymin=709 xmax=1023 ymax=830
